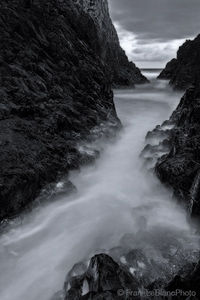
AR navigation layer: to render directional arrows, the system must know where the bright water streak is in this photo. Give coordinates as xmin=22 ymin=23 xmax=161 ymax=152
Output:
xmin=0 ymin=71 xmax=198 ymax=300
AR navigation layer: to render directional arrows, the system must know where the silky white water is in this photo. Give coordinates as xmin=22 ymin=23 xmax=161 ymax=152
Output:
xmin=0 ymin=71 xmax=199 ymax=300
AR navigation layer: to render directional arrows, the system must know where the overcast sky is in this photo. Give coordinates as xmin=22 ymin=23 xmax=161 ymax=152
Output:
xmin=109 ymin=0 xmax=200 ymax=68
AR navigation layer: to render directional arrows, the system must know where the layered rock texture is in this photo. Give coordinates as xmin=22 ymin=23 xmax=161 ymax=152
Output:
xmin=0 ymin=0 xmax=147 ymax=220
xmin=158 ymin=34 xmax=200 ymax=90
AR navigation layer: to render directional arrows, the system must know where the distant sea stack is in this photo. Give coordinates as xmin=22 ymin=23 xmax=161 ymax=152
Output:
xmin=0 ymin=0 xmax=146 ymax=220
xmin=158 ymin=34 xmax=200 ymax=89
xmin=73 ymin=0 xmax=148 ymax=86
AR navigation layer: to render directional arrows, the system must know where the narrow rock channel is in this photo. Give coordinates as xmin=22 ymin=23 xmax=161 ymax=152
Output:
xmin=0 ymin=71 xmax=199 ymax=300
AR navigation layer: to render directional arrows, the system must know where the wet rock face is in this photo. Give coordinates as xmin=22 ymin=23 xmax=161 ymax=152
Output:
xmin=141 ymin=122 xmax=173 ymax=170
xmin=158 ymin=34 xmax=200 ymax=90
xmin=0 ymin=0 xmax=125 ymax=220
xmin=142 ymin=86 xmax=200 ymax=217
xmin=64 ymin=254 xmax=140 ymax=300
xmin=58 ymin=237 xmax=199 ymax=300
xmin=166 ymin=260 xmax=200 ymax=299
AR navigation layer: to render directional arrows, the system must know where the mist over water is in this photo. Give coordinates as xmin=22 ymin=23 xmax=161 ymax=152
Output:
xmin=0 ymin=71 xmax=199 ymax=300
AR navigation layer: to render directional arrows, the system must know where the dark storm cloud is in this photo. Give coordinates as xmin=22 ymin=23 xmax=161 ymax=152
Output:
xmin=109 ymin=0 xmax=200 ymax=41
xmin=108 ymin=0 xmax=200 ymax=67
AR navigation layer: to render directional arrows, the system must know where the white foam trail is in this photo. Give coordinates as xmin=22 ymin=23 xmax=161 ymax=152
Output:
xmin=0 ymin=72 xmax=198 ymax=300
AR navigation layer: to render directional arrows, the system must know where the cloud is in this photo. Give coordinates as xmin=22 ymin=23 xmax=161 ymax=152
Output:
xmin=109 ymin=0 xmax=200 ymax=67
xmin=114 ymin=22 xmax=186 ymax=67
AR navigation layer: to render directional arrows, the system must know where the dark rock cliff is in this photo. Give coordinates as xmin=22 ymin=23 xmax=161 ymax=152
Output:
xmin=73 ymin=0 xmax=148 ymax=86
xmin=0 ymin=0 xmax=139 ymax=220
xmin=158 ymin=34 xmax=200 ymax=90
xmin=0 ymin=0 xmax=147 ymax=221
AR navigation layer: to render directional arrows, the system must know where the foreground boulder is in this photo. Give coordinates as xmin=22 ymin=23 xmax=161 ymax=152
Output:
xmin=158 ymin=34 xmax=200 ymax=90
xmin=58 ymin=248 xmax=199 ymax=299
xmin=56 ymin=224 xmax=199 ymax=299
xmin=64 ymin=254 xmax=140 ymax=300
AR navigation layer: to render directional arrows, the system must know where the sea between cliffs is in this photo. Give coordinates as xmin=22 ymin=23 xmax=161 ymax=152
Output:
xmin=0 ymin=70 xmax=199 ymax=300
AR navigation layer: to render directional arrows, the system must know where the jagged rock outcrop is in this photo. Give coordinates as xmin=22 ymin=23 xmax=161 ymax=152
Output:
xmin=73 ymin=0 xmax=148 ymax=86
xmin=63 ymin=254 xmax=140 ymax=300
xmin=0 ymin=0 xmax=130 ymax=220
xmin=158 ymin=34 xmax=200 ymax=90
xmin=153 ymin=87 xmax=200 ymax=217
xmin=142 ymin=86 xmax=200 ymax=216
